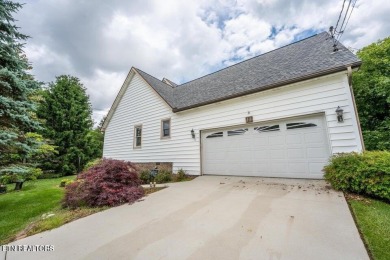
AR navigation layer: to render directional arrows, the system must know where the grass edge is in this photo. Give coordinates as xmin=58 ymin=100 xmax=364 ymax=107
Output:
xmin=345 ymin=192 xmax=374 ymax=260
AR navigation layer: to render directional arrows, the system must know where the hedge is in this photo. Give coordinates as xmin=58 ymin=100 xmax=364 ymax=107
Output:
xmin=324 ymin=151 xmax=390 ymax=201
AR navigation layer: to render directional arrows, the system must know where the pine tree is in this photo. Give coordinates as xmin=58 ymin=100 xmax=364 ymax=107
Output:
xmin=38 ymin=75 xmax=94 ymax=175
xmin=0 ymin=1 xmax=42 ymax=180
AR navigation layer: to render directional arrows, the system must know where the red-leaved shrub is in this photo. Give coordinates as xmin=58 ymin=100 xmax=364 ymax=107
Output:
xmin=63 ymin=159 xmax=144 ymax=208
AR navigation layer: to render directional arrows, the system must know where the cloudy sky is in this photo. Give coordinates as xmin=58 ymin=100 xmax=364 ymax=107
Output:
xmin=15 ymin=0 xmax=390 ymax=125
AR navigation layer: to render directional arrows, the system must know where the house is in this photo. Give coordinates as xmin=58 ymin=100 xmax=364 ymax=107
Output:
xmin=102 ymin=32 xmax=363 ymax=179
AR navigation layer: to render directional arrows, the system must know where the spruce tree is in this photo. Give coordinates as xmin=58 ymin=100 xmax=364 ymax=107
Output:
xmin=38 ymin=75 xmax=94 ymax=175
xmin=0 ymin=1 xmax=42 ymax=178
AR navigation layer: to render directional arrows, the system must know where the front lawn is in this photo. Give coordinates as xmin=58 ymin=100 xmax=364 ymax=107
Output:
xmin=0 ymin=177 xmax=79 ymax=244
xmin=0 ymin=175 xmax=165 ymax=245
xmin=347 ymin=195 xmax=390 ymax=260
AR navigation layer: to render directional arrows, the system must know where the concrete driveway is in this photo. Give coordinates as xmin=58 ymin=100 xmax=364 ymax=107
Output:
xmin=2 ymin=176 xmax=368 ymax=260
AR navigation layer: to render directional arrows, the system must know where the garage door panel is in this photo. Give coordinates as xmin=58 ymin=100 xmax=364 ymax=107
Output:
xmin=304 ymin=132 xmax=325 ymax=144
xmin=202 ymin=114 xmax=330 ymax=179
xmin=307 ymin=147 xmax=329 ymax=158
xmin=269 ymin=149 xmax=287 ymax=159
xmin=253 ymin=161 xmax=271 ymax=171
xmin=225 ymin=164 xmax=252 ymax=175
xmin=286 ymin=134 xmax=303 ymax=144
xmin=309 ymin=162 xmax=328 ymax=174
xmin=252 ymin=150 xmax=269 ymax=159
xmin=252 ymin=136 xmax=269 ymax=146
xmin=287 ymin=148 xmax=305 ymax=158
xmin=205 ymin=136 xmax=224 ymax=142
xmin=205 ymin=164 xmax=225 ymax=173
xmin=270 ymin=162 xmax=288 ymax=173
xmin=203 ymin=152 xmax=224 ymax=160
xmin=229 ymin=157 xmax=252 ymax=164
xmin=240 ymin=152 xmax=253 ymax=162
xmin=288 ymin=162 xmax=308 ymax=173
xmin=268 ymin=135 xmax=285 ymax=145
xmin=205 ymin=152 xmax=226 ymax=160
xmin=226 ymin=139 xmax=246 ymax=147
xmin=228 ymin=144 xmax=252 ymax=150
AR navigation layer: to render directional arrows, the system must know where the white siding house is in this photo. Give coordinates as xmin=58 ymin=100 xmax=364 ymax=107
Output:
xmin=102 ymin=32 xmax=363 ymax=179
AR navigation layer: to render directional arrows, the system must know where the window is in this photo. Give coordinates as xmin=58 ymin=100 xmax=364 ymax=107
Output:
xmin=286 ymin=122 xmax=317 ymax=129
xmin=228 ymin=128 xmax=248 ymax=136
xmin=254 ymin=125 xmax=280 ymax=133
xmin=161 ymin=119 xmax=170 ymax=138
xmin=134 ymin=125 xmax=142 ymax=148
xmin=206 ymin=132 xmax=223 ymax=138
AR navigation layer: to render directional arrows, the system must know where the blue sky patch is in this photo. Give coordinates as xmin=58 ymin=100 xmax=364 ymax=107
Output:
xmin=293 ymin=29 xmax=320 ymax=42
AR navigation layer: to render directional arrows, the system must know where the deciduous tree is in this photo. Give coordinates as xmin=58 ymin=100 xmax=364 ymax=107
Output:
xmin=353 ymin=37 xmax=390 ymax=150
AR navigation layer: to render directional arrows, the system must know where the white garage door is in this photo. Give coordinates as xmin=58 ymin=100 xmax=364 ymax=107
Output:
xmin=201 ymin=114 xmax=330 ymax=179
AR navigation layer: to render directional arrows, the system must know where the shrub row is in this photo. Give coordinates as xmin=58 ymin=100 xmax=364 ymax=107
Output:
xmin=139 ymin=169 xmax=189 ymax=184
xmin=324 ymin=151 xmax=390 ymax=201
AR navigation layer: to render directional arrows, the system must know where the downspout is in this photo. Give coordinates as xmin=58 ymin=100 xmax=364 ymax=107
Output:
xmin=347 ymin=66 xmax=365 ymax=151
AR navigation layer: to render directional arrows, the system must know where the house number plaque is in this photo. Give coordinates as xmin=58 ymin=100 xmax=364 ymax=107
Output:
xmin=245 ymin=116 xmax=253 ymax=123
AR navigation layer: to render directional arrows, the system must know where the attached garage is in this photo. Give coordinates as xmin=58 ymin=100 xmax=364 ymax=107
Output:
xmin=201 ymin=114 xmax=331 ymax=179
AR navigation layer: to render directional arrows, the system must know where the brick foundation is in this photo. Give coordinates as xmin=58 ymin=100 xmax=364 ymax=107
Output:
xmin=134 ymin=162 xmax=173 ymax=173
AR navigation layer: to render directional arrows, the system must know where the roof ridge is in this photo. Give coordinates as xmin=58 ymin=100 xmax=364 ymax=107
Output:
xmin=178 ymin=32 xmax=328 ymax=87
xmin=162 ymin=78 xmax=177 ymax=87
xmin=134 ymin=67 xmax=173 ymax=88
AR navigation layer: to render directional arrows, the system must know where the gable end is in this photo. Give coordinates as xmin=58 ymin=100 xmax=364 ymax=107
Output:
xmin=102 ymin=67 xmax=174 ymax=131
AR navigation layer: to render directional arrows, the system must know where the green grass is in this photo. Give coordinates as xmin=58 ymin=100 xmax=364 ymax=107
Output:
xmin=0 ymin=177 xmax=164 ymax=244
xmin=23 ymin=207 xmax=107 ymax=238
xmin=348 ymin=196 xmax=390 ymax=260
xmin=0 ymin=177 xmax=76 ymax=244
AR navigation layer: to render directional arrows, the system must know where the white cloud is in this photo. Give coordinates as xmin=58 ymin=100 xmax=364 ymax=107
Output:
xmin=14 ymin=0 xmax=390 ymax=125
xmin=81 ymin=69 xmax=125 ymax=110
xmin=24 ymin=44 xmax=74 ymax=81
xmin=223 ymin=14 xmax=271 ymax=51
xmin=339 ymin=0 xmax=390 ymax=48
xmin=80 ymin=69 xmax=126 ymax=124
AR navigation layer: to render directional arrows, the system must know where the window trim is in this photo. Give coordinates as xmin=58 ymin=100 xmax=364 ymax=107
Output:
xmin=254 ymin=125 xmax=280 ymax=133
xmin=160 ymin=118 xmax=171 ymax=139
xmin=133 ymin=124 xmax=142 ymax=149
xmin=206 ymin=132 xmax=224 ymax=138
xmin=286 ymin=122 xmax=317 ymax=130
xmin=227 ymin=128 xmax=248 ymax=136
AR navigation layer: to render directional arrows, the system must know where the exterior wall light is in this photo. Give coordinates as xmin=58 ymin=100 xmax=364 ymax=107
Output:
xmin=336 ymin=106 xmax=344 ymax=123
xmin=191 ymin=129 xmax=195 ymax=138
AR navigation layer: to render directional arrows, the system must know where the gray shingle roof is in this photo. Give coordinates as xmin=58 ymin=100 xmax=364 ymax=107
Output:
xmin=136 ymin=32 xmax=361 ymax=112
xmin=162 ymin=78 xmax=178 ymax=87
xmin=135 ymin=69 xmax=176 ymax=108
